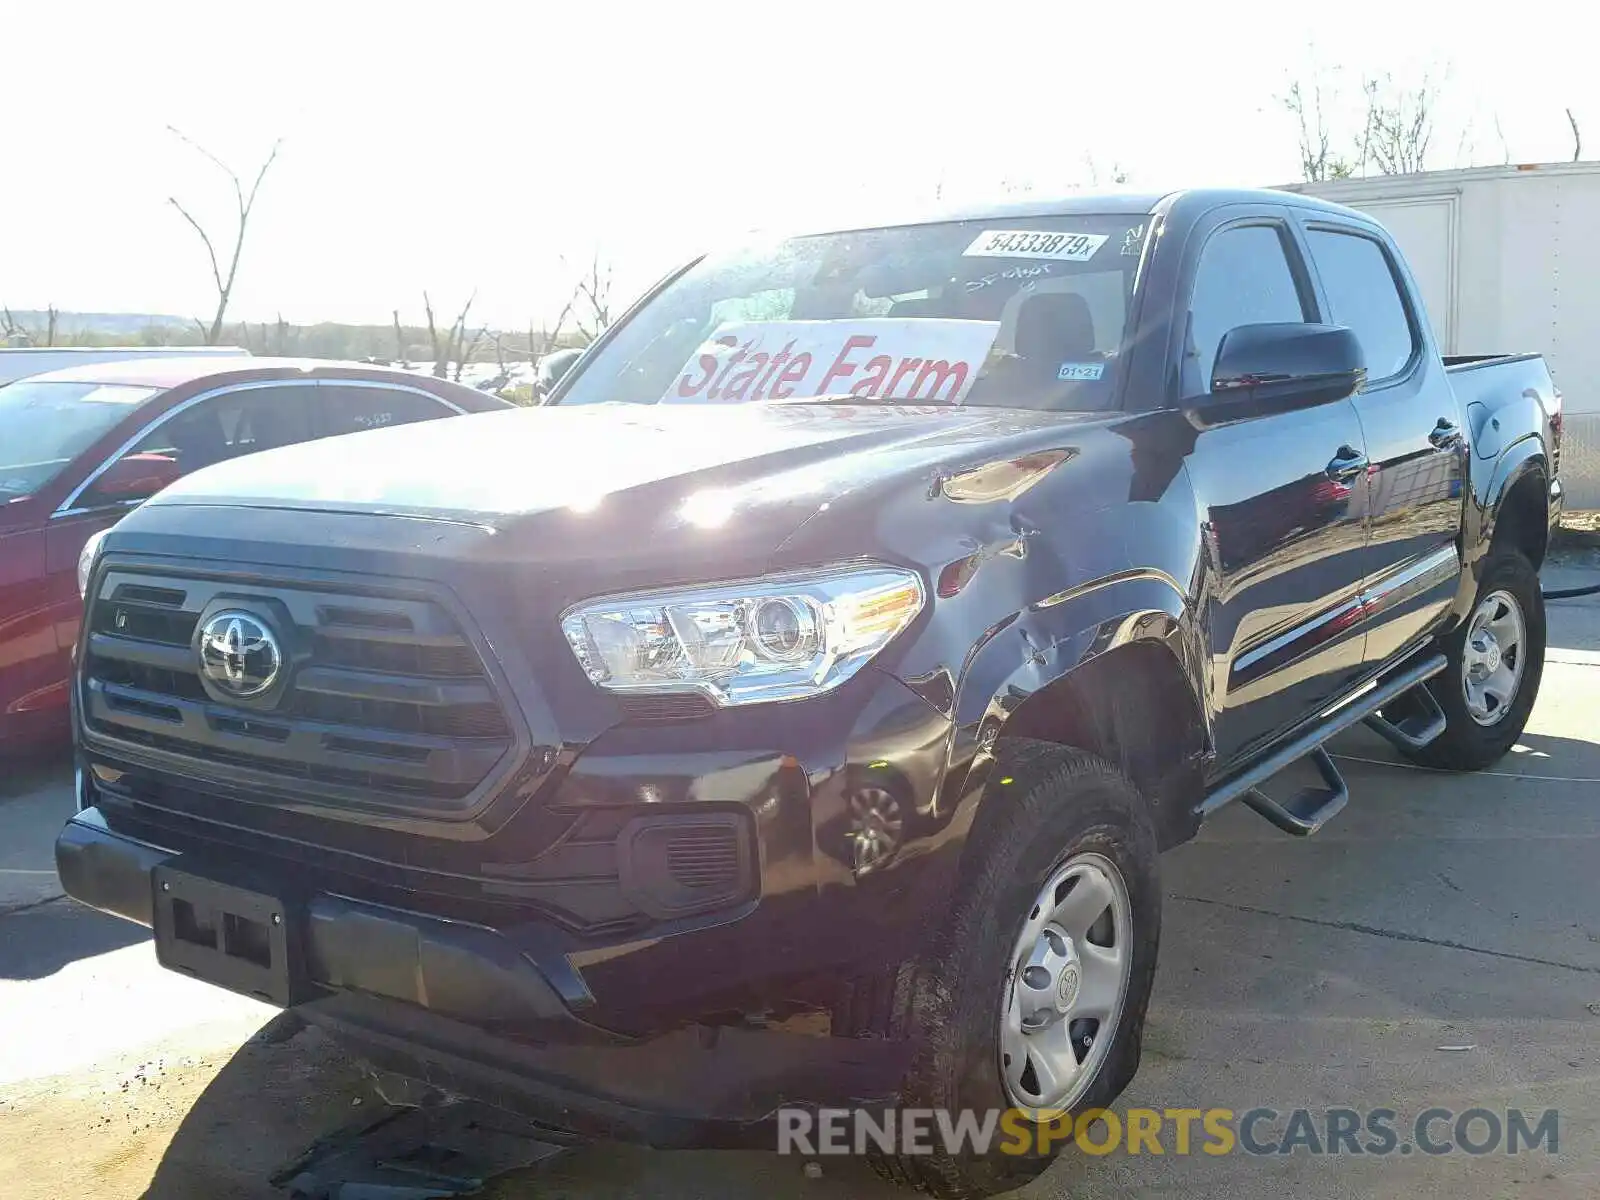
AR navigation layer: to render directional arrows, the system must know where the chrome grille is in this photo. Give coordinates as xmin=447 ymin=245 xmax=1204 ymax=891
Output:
xmin=82 ymin=565 xmax=514 ymax=809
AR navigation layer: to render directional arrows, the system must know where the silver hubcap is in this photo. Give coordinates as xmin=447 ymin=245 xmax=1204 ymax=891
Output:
xmin=1462 ymin=589 xmax=1526 ymax=726
xmin=1000 ymin=853 xmax=1132 ymax=1114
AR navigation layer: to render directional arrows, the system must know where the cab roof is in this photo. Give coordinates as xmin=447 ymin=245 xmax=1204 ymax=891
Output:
xmin=790 ymin=187 xmax=1370 ymax=238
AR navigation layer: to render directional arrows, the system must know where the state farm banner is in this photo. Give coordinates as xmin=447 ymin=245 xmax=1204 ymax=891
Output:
xmin=663 ymin=318 xmax=1001 ymax=405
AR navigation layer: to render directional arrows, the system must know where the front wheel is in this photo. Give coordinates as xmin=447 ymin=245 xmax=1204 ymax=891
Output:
xmin=839 ymin=742 xmax=1161 ymax=1198
xmin=1403 ymin=549 xmax=1545 ymax=771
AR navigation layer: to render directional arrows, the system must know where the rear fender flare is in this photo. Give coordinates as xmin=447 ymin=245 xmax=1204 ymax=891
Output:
xmin=1458 ymin=439 xmax=1547 ymax=614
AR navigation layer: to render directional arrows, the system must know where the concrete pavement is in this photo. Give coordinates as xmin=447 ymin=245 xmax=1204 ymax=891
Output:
xmin=0 ymin=757 xmax=77 ymax=912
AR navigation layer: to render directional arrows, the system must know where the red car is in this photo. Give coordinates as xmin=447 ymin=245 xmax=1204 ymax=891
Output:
xmin=0 ymin=357 xmax=509 ymax=751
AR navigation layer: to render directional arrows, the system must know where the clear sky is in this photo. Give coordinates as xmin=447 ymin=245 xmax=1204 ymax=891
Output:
xmin=3 ymin=0 xmax=1593 ymax=330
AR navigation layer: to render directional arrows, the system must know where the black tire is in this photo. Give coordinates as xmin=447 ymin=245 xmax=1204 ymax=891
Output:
xmin=1402 ymin=549 xmax=1545 ymax=771
xmin=837 ymin=741 xmax=1161 ymax=1198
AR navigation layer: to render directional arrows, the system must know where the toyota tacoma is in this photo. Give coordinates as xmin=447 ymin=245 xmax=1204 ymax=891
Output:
xmin=58 ymin=188 xmax=1562 ymax=1196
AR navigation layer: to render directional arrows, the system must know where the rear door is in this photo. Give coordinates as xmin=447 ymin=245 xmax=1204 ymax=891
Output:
xmin=1296 ymin=217 xmax=1465 ymax=668
xmin=1177 ymin=209 xmax=1372 ymax=764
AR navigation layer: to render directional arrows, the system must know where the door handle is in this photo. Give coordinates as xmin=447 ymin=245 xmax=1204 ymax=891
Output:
xmin=1429 ymin=418 xmax=1462 ymax=449
xmin=1325 ymin=447 xmax=1368 ymax=481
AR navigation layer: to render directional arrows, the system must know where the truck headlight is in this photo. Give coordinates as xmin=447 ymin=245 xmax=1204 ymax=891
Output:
xmin=77 ymin=528 xmax=111 ymax=599
xmin=560 ymin=565 xmax=924 ymax=707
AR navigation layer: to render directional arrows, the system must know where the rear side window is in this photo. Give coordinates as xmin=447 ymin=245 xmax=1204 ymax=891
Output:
xmin=1305 ymin=228 xmax=1416 ymax=382
xmin=1186 ymin=225 xmax=1309 ymax=392
xmin=317 ymin=386 xmax=452 ymax=438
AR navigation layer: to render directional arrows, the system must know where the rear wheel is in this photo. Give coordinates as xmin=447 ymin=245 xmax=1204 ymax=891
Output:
xmin=839 ymin=742 xmax=1160 ymax=1198
xmin=1402 ymin=549 xmax=1544 ymax=771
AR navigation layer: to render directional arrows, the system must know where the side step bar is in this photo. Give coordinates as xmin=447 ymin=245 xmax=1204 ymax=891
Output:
xmin=1240 ymin=747 xmax=1347 ymax=836
xmin=1196 ymin=653 xmax=1448 ymax=835
xmin=1363 ymin=684 xmax=1448 ymax=751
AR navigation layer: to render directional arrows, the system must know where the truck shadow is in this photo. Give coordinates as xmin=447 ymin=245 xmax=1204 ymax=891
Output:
xmin=135 ymin=1023 xmax=906 ymax=1200
xmin=0 ymin=745 xmax=72 ymax=801
xmin=0 ymin=900 xmax=147 ymax=981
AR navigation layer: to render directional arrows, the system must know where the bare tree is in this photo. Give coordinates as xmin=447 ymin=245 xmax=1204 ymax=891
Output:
xmin=392 ymin=309 xmax=409 ymax=368
xmin=563 ymin=253 xmax=615 ymax=345
xmin=1361 ymin=73 xmax=1438 ymax=175
xmin=423 ymin=291 xmax=478 ymax=379
xmin=455 ymin=327 xmax=488 ymax=383
xmin=1279 ymin=78 xmax=1354 ymax=181
xmin=1 ymin=307 xmax=28 ymax=346
xmin=1082 ymin=154 xmax=1131 ymax=188
xmin=534 ymin=290 xmax=576 ymax=360
xmin=0 ymin=305 xmax=58 ymax=346
xmin=167 ymin=127 xmax=283 ymax=345
xmin=1567 ymin=107 xmax=1582 ymax=162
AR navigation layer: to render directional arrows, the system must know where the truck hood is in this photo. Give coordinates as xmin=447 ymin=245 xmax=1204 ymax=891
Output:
xmin=155 ymin=403 xmax=1084 ymax=521
xmin=150 ymin=400 xmax=1088 ymax=540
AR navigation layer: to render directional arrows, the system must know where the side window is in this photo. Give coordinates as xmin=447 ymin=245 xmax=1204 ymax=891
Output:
xmin=317 ymin=386 xmax=454 ymax=439
xmin=86 ymin=386 xmax=316 ymax=504
xmin=1186 ymin=224 xmax=1309 ymax=392
xmin=1305 ymin=228 xmax=1416 ymax=381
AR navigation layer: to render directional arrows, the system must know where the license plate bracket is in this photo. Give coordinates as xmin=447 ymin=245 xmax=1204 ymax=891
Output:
xmin=151 ymin=861 xmax=310 ymax=1007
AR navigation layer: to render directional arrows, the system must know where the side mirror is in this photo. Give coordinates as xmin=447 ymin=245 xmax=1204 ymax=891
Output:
xmin=92 ymin=452 xmax=182 ymax=503
xmin=535 ymin=347 xmax=585 ymax=400
xmin=1185 ymin=323 xmax=1366 ymax=427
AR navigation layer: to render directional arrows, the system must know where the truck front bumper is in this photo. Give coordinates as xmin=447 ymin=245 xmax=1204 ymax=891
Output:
xmin=55 ymin=805 xmax=918 ymax=1142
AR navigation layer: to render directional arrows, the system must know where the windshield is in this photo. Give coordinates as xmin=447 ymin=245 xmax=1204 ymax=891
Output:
xmin=558 ymin=214 xmax=1149 ymax=412
xmin=0 ymin=381 xmax=158 ymax=501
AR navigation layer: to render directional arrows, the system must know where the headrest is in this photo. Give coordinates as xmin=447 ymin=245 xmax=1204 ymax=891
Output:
xmin=1015 ymin=292 xmax=1096 ymax=359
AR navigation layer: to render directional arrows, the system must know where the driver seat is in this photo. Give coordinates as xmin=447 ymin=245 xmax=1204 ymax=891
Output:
xmin=967 ymin=292 xmax=1106 ymax=407
xmin=1014 ymin=292 xmax=1100 ymax=374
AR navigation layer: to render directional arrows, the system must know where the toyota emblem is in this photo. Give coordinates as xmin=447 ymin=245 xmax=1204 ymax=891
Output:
xmin=197 ymin=611 xmax=283 ymax=699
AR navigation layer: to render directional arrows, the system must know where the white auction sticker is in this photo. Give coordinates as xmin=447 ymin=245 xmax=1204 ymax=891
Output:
xmin=663 ymin=318 xmax=1000 ymax=405
xmin=963 ymin=229 xmax=1109 ymax=261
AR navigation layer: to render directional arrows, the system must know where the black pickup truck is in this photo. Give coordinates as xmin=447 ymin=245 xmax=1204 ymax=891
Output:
xmin=59 ymin=189 xmax=1562 ymax=1196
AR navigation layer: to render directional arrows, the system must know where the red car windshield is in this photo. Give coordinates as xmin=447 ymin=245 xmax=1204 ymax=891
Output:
xmin=0 ymin=380 xmax=158 ymax=501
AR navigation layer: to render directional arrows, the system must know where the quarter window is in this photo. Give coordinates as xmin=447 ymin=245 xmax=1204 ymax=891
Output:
xmin=317 ymin=386 xmax=452 ymax=438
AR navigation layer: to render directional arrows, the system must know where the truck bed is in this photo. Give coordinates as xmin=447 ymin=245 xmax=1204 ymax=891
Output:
xmin=1440 ymin=352 xmax=1559 ymax=474
xmin=1442 ymin=352 xmax=1544 ymax=372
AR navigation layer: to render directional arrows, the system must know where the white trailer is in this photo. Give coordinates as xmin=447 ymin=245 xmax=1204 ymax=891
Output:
xmin=1289 ymin=161 xmax=1600 ymax=508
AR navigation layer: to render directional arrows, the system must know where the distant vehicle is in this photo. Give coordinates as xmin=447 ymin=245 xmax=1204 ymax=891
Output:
xmin=534 ymin=347 xmax=584 ymax=400
xmin=0 ymin=345 xmax=248 ymax=388
xmin=0 ymin=357 xmax=510 ymax=750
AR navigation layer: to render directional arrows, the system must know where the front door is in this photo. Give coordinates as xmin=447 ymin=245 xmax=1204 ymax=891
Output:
xmin=1177 ymin=215 xmax=1371 ymax=765
xmin=0 ymin=513 xmax=59 ymax=740
xmin=42 ymin=382 xmax=322 ymax=694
